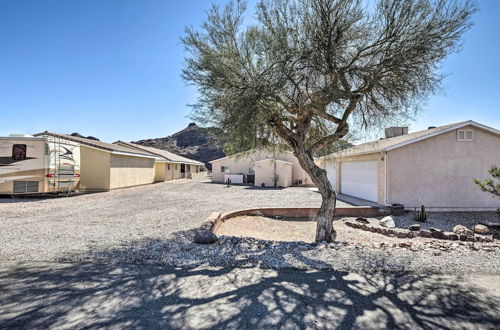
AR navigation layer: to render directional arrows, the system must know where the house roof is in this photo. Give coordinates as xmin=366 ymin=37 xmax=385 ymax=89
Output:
xmin=209 ymin=148 xmax=294 ymax=163
xmin=35 ymin=132 xmax=157 ymax=158
xmin=114 ymin=141 xmax=204 ymax=166
xmin=321 ymin=120 xmax=500 ymax=159
xmin=254 ymin=159 xmax=294 ymax=165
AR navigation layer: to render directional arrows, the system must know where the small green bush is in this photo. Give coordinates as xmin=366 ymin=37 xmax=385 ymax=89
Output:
xmin=415 ymin=205 xmax=427 ymax=222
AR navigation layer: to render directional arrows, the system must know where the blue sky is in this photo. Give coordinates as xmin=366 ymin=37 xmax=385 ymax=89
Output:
xmin=0 ymin=0 xmax=498 ymax=142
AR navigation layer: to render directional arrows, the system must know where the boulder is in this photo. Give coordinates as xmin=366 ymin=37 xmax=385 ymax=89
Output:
xmin=356 ymin=217 xmax=370 ymax=224
xmin=474 ymin=224 xmax=489 ymax=234
xmin=453 ymin=225 xmax=473 ymax=236
xmin=408 ymin=224 xmax=421 ymax=231
xmin=380 ymin=216 xmax=395 ymax=228
xmin=419 ymin=230 xmax=432 ymax=238
xmin=431 ymin=231 xmax=447 ymax=240
xmin=396 ymin=232 xmax=408 ymax=239
xmin=194 ymin=230 xmax=218 ymax=244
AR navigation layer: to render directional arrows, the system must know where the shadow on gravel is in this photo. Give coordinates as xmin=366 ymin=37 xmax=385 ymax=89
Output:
xmin=1 ymin=235 xmax=499 ymax=329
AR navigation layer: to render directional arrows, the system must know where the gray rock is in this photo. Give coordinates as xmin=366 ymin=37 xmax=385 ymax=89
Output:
xmin=419 ymin=230 xmax=432 ymax=238
xmin=431 ymin=231 xmax=447 ymax=240
xmin=355 ymin=217 xmax=369 ymax=224
xmin=380 ymin=216 xmax=395 ymax=228
xmin=409 ymin=224 xmax=421 ymax=231
xmin=194 ymin=230 xmax=218 ymax=244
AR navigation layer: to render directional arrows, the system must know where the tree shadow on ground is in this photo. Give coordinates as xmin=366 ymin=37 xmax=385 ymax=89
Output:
xmin=1 ymin=231 xmax=499 ymax=329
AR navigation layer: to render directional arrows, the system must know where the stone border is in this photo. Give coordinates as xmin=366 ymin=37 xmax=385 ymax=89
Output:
xmin=345 ymin=221 xmax=494 ymax=243
xmin=202 ymin=206 xmax=390 ymax=233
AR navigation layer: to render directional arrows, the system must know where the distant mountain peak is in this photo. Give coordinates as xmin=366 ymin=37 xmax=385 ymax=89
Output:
xmin=132 ymin=123 xmax=225 ymax=170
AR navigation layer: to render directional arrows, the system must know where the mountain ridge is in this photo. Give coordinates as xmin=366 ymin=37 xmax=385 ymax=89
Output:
xmin=132 ymin=123 xmax=225 ymax=170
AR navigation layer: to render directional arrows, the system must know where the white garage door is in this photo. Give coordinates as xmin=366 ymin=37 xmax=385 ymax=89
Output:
xmin=324 ymin=162 xmax=336 ymax=190
xmin=340 ymin=161 xmax=378 ymax=202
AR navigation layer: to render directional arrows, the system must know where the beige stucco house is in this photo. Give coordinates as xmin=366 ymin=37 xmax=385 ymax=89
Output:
xmin=36 ymin=132 xmax=159 ymax=192
xmin=209 ymin=149 xmax=313 ymax=187
xmin=35 ymin=132 xmax=204 ymax=192
xmin=319 ymin=120 xmax=500 ymax=211
xmin=114 ymin=141 xmax=205 ymax=180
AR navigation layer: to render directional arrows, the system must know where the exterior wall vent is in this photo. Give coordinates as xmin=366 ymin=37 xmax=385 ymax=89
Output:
xmin=428 ymin=126 xmax=436 ymax=129
xmin=13 ymin=181 xmax=39 ymax=193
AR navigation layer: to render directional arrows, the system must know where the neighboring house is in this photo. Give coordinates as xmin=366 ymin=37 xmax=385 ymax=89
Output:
xmin=209 ymin=149 xmax=313 ymax=187
xmin=36 ymin=132 xmax=160 ymax=192
xmin=113 ymin=141 xmax=205 ymax=180
xmin=319 ymin=120 xmax=500 ymax=211
xmin=34 ymin=132 xmax=204 ymax=193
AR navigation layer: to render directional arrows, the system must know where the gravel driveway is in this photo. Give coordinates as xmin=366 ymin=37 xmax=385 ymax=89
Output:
xmin=0 ymin=177 xmax=326 ymax=262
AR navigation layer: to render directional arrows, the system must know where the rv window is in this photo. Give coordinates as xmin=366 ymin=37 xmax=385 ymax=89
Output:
xmin=12 ymin=144 xmax=27 ymax=160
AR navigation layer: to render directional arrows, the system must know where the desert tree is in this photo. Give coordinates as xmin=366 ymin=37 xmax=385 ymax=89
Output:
xmin=182 ymin=0 xmax=475 ymax=242
xmin=475 ymin=165 xmax=500 ymax=197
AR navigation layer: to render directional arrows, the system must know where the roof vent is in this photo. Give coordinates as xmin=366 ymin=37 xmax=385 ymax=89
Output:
xmin=384 ymin=127 xmax=408 ymax=138
xmin=428 ymin=126 xmax=436 ymax=129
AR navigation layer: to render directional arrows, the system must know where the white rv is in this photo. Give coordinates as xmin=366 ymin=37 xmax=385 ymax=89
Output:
xmin=0 ymin=134 xmax=80 ymax=195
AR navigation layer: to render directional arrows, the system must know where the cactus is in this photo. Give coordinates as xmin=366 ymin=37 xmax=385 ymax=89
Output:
xmin=415 ymin=205 xmax=427 ymax=222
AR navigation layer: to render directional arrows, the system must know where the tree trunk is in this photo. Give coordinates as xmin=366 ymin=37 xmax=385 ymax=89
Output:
xmin=292 ymin=148 xmax=337 ymax=243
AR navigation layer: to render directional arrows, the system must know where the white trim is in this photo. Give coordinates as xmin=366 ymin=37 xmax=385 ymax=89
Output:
xmin=253 ymin=159 xmax=294 ymax=165
xmin=385 ymin=121 xmax=500 ymax=151
xmin=0 ymin=136 xmax=46 ymax=141
xmin=209 ymin=149 xmax=294 ymax=163
xmin=77 ymin=144 xmax=157 ymax=159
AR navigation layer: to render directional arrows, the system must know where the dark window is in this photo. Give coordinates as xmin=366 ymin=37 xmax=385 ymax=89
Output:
xmin=167 ymin=164 xmax=171 ymax=170
xmin=12 ymin=144 xmax=27 ymax=160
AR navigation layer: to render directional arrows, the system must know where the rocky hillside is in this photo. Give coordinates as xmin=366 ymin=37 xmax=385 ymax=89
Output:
xmin=132 ymin=123 xmax=225 ymax=170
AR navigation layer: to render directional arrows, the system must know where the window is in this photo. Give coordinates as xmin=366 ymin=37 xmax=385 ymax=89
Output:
xmin=221 ymin=165 xmax=230 ymax=173
xmin=12 ymin=144 xmax=27 ymax=160
xmin=167 ymin=164 xmax=171 ymax=170
xmin=248 ymin=167 xmax=255 ymax=175
xmin=457 ymin=129 xmax=473 ymax=141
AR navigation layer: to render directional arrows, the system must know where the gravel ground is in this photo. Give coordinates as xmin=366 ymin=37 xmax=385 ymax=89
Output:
xmin=1 ymin=177 xmax=499 ymax=273
xmin=0 ymin=178 xmax=324 ymax=262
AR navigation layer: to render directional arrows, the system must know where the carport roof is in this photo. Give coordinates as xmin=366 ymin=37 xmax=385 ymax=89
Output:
xmin=114 ymin=141 xmax=204 ymax=165
xmin=35 ymin=132 xmax=156 ymax=158
xmin=321 ymin=120 xmax=500 ymax=159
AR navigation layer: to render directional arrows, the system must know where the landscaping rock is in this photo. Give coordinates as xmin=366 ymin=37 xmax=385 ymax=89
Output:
xmin=194 ymin=230 xmax=218 ymax=244
xmin=419 ymin=230 xmax=432 ymax=238
xmin=380 ymin=216 xmax=395 ymax=228
xmin=431 ymin=231 xmax=447 ymax=240
xmin=408 ymin=224 xmax=421 ymax=231
xmin=453 ymin=225 xmax=473 ymax=236
xmin=355 ymin=217 xmax=369 ymax=224
xmin=446 ymin=233 xmax=459 ymax=241
xmin=474 ymin=224 xmax=489 ymax=234
xmin=396 ymin=232 xmax=408 ymax=239
xmin=429 ymin=227 xmax=441 ymax=232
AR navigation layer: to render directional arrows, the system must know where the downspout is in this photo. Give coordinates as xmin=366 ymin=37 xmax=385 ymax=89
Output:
xmin=384 ymin=151 xmax=389 ymax=206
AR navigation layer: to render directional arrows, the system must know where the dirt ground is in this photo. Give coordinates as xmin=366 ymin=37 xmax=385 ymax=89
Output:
xmin=215 ymin=215 xmax=485 ymax=245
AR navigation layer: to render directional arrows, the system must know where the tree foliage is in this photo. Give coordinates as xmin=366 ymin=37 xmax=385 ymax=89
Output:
xmin=182 ymin=0 xmax=475 ymax=242
xmin=474 ymin=165 xmax=500 ymax=197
